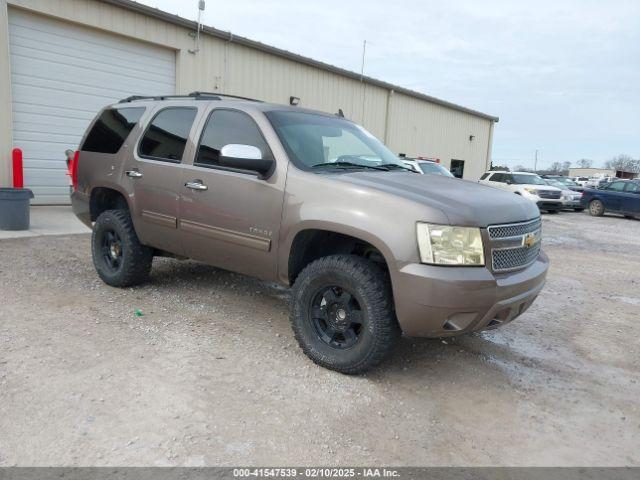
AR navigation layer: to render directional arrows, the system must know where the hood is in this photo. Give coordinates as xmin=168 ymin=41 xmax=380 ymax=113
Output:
xmin=335 ymin=171 xmax=540 ymax=227
xmin=531 ymin=185 xmax=562 ymax=192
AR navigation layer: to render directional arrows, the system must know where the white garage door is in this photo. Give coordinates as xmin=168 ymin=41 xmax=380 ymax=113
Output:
xmin=9 ymin=9 xmax=176 ymax=204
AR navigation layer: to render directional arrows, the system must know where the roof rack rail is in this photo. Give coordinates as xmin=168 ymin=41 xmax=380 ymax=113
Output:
xmin=118 ymin=92 xmax=263 ymax=103
xmin=188 ymin=91 xmax=263 ymax=102
xmin=118 ymin=94 xmax=191 ymax=103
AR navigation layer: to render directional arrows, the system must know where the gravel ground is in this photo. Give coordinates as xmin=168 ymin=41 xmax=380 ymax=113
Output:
xmin=0 ymin=212 xmax=639 ymax=466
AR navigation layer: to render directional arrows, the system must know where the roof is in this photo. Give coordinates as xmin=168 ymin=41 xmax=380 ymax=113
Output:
xmin=483 ymin=171 xmax=538 ymax=175
xmin=113 ymin=91 xmax=346 ymax=118
xmin=100 ymin=0 xmax=499 ymax=123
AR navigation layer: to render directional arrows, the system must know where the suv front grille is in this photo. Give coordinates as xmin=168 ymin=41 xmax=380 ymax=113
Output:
xmin=492 ymin=242 xmax=541 ymax=271
xmin=487 ymin=218 xmax=542 ymax=272
xmin=487 ymin=218 xmax=541 ymax=239
xmin=538 ymin=191 xmax=561 ymax=199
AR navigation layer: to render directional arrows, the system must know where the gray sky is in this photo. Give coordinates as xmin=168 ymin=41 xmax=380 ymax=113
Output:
xmin=138 ymin=0 xmax=639 ymax=170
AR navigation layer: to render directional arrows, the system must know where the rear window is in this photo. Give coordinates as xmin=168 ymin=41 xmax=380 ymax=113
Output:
xmin=139 ymin=107 xmax=197 ymax=162
xmin=81 ymin=107 xmax=145 ymax=154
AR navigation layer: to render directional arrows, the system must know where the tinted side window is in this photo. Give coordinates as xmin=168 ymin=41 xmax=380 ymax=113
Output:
xmin=625 ymin=183 xmax=640 ymax=193
xmin=479 ymin=173 xmax=490 ymax=180
xmin=82 ymin=107 xmax=145 ymax=154
xmin=491 ymin=173 xmax=504 ymax=182
xmin=140 ymin=107 xmax=197 ymax=162
xmin=196 ymin=109 xmax=272 ymax=168
xmin=607 ymin=182 xmax=626 ymax=191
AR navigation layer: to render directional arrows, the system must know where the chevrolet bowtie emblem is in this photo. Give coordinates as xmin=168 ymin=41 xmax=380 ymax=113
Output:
xmin=523 ymin=233 xmax=537 ymax=248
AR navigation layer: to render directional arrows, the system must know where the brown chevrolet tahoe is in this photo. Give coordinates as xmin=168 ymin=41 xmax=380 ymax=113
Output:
xmin=71 ymin=92 xmax=548 ymax=374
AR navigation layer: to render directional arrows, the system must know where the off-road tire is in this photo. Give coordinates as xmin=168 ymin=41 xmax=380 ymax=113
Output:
xmin=290 ymin=254 xmax=400 ymax=374
xmin=589 ymin=199 xmax=604 ymax=217
xmin=92 ymin=209 xmax=153 ymax=287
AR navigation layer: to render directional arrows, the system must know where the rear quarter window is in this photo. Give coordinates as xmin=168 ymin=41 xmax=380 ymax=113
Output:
xmin=81 ymin=107 xmax=145 ymax=154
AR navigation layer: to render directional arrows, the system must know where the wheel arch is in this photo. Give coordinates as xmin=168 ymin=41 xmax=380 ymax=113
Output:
xmin=281 ymin=222 xmax=397 ymax=286
xmin=89 ymin=185 xmax=130 ymax=221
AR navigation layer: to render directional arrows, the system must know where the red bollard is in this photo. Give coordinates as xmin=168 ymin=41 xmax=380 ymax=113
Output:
xmin=12 ymin=148 xmax=24 ymax=189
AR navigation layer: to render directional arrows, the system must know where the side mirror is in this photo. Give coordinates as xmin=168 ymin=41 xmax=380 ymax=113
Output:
xmin=219 ymin=144 xmax=274 ymax=178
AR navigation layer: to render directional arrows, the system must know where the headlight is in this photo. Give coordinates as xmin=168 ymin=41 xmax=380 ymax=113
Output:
xmin=416 ymin=223 xmax=485 ymax=266
xmin=523 ymin=187 xmax=539 ymax=195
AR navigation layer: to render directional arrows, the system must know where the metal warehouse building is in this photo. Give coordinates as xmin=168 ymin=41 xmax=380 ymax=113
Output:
xmin=0 ymin=0 xmax=498 ymax=204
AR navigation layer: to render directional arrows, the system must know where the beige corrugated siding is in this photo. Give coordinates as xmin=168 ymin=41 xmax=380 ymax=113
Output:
xmin=1 ymin=0 xmax=496 ymax=187
xmin=385 ymin=92 xmax=493 ymax=180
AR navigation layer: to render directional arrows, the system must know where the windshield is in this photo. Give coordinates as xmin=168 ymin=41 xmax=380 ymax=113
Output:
xmin=546 ymin=179 xmax=566 ymax=189
xmin=559 ymin=178 xmax=578 ymax=187
xmin=418 ymin=161 xmax=454 ymax=177
xmin=512 ymin=174 xmax=547 ymax=185
xmin=265 ymin=111 xmax=405 ymax=171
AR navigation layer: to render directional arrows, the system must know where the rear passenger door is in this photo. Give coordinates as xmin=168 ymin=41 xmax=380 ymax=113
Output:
xmin=125 ymin=106 xmax=199 ymax=254
xmin=178 ymin=108 xmax=286 ymax=281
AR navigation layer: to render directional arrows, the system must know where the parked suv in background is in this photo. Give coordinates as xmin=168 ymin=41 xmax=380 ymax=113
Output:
xmin=573 ymin=176 xmax=591 ymax=187
xmin=544 ymin=178 xmax=584 ymax=211
xmin=479 ymin=171 xmax=563 ymax=212
xmin=71 ymin=92 xmax=548 ymax=374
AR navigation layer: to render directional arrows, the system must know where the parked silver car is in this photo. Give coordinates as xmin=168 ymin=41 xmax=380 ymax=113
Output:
xmin=544 ymin=179 xmax=584 ymax=211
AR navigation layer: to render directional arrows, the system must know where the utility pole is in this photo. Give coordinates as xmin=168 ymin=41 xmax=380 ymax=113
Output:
xmin=534 ymin=149 xmax=539 ymax=172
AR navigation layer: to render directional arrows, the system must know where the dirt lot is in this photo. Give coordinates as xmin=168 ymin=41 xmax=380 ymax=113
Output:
xmin=1 ymin=212 xmax=639 ymax=466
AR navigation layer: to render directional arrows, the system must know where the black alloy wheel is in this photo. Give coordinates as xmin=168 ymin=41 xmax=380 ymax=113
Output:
xmin=100 ymin=229 xmax=123 ymax=273
xmin=310 ymin=285 xmax=364 ymax=349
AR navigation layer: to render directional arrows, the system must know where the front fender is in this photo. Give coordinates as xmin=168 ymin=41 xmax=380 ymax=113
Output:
xmin=275 ymin=169 xmax=445 ymax=287
xmin=279 ymin=219 xmax=400 ymax=285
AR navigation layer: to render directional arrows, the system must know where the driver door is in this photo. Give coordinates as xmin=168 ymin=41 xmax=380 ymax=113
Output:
xmin=178 ymin=107 xmax=286 ymax=281
xmin=602 ymin=181 xmax=627 ymax=212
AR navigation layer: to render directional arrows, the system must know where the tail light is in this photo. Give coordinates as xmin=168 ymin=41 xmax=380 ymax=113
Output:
xmin=71 ymin=150 xmax=80 ymax=190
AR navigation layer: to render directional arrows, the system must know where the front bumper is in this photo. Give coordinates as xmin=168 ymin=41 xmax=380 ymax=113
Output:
xmin=521 ymin=191 xmax=562 ymax=211
xmin=561 ymin=197 xmax=582 ymax=208
xmin=536 ymin=200 xmax=562 ymax=211
xmin=392 ymin=250 xmax=549 ymax=337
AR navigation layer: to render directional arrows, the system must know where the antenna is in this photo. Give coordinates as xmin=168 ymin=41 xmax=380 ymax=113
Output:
xmin=189 ymin=0 xmax=206 ymax=54
xmin=360 ymin=40 xmax=367 ymax=124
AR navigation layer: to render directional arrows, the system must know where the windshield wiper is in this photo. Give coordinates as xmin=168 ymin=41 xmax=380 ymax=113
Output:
xmin=378 ymin=163 xmax=419 ymax=173
xmin=311 ymin=161 xmax=391 ymax=172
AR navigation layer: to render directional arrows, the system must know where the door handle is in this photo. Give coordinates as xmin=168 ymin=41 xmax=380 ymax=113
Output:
xmin=125 ymin=170 xmax=143 ymax=178
xmin=185 ymin=181 xmax=208 ymax=191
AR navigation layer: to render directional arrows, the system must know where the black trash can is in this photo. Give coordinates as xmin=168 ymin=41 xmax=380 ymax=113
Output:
xmin=0 ymin=188 xmax=34 ymax=231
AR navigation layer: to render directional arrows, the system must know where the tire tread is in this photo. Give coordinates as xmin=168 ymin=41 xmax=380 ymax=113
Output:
xmin=92 ymin=209 xmax=153 ymax=287
xmin=290 ymin=254 xmax=400 ymax=374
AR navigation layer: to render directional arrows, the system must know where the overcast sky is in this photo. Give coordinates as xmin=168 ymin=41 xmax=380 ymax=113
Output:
xmin=138 ymin=0 xmax=639 ymax=170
